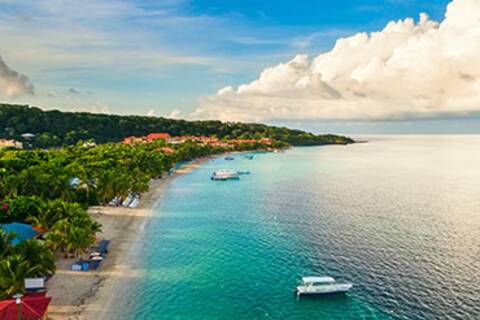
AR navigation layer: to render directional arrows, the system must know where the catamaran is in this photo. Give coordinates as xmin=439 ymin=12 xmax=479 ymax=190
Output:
xmin=211 ymin=169 xmax=240 ymax=181
xmin=296 ymin=276 xmax=352 ymax=296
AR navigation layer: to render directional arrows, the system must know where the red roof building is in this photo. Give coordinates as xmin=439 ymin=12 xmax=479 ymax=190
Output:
xmin=158 ymin=147 xmax=175 ymax=154
xmin=146 ymin=133 xmax=171 ymax=141
xmin=122 ymin=136 xmax=144 ymax=144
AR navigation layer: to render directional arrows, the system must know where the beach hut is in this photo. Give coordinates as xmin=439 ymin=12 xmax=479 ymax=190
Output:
xmin=0 ymin=222 xmax=41 ymax=245
xmin=0 ymin=293 xmax=51 ymax=320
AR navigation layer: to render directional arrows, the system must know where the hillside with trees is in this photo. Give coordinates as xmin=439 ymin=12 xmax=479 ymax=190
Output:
xmin=0 ymin=104 xmax=353 ymax=148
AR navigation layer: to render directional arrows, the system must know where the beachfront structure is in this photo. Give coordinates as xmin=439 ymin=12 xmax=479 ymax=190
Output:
xmin=146 ymin=133 xmax=171 ymax=141
xmin=122 ymin=132 xmax=273 ymax=148
xmin=122 ymin=136 xmax=145 ymax=144
xmin=123 ymin=133 xmax=172 ymax=144
xmin=158 ymin=147 xmax=175 ymax=154
xmin=0 ymin=139 xmax=23 ymax=149
xmin=21 ymin=133 xmax=36 ymax=140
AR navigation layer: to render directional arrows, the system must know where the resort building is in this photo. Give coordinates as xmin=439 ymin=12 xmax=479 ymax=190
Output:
xmin=21 ymin=133 xmax=36 ymax=140
xmin=0 ymin=139 xmax=23 ymax=149
xmin=158 ymin=147 xmax=175 ymax=154
xmin=122 ymin=136 xmax=145 ymax=144
xmin=146 ymin=133 xmax=171 ymax=142
xmin=122 ymin=133 xmax=272 ymax=148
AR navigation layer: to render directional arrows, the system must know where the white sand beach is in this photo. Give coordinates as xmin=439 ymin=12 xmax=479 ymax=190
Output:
xmin=47 ymin=159 xmax=209 ymax=320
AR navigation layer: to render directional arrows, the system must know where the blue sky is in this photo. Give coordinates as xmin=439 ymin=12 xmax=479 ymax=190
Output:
xmin=2 ymin=0 xmax=478 ymax=133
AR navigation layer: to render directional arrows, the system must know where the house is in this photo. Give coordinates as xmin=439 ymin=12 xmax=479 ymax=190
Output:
xmin=146 ymin=133 xmax=171 ymax=142
xmin=0 ymin=139 xmax=23 ymax=149
xmin=199 ymin=136 xmax=219 ymax=144
xmin=123 ymin=136 xmax=144 ymax=144
xmin=158 ymin=147 xmax=175 ymax=154
xmin=231 ymin=139 xmax=258 ymax=145
xmin=21 ymin=133 xmax=36 ymax=140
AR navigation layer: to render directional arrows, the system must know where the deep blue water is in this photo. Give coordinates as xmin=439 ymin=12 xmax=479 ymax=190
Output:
xmin=106 ymin=135 xmax=480 ymax=319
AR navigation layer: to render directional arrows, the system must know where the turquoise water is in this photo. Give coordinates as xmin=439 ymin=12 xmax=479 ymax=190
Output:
xmin=110 ymin=135 xmax=480 ymax=319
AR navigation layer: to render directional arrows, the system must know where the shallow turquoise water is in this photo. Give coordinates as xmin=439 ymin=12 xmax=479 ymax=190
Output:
xmin=109 ymin=135 xmax=480 ymax=319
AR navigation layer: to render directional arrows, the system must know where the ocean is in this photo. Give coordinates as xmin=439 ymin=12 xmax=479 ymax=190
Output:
xmin=110 ymin=135 xmax=480 ymax=319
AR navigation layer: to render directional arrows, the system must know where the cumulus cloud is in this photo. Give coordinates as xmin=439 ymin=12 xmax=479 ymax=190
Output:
xmin=0 ymin=55 xmax=34 ymax=98
xmin=192 ymin=0 xmax=480 ymax=121
xmin=166 ymin=109 xmax=183 ymax=119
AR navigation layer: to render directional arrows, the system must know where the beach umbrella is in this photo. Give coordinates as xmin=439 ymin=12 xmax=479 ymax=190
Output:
xmin=0 ymin=293 xmax=51 ymax=320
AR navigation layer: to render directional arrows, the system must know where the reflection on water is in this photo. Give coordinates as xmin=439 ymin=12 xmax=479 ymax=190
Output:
xmin=111 ymin=135 xmax=480 ymax=319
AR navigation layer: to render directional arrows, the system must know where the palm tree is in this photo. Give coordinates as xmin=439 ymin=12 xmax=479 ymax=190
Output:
xmin=0 ymin=229 xmax=15 ymax=259
xmin=16 ymin=239 xmax=55 ymax=276
xmin=0 ymin=254 xmax=41 ymax=298
xmin=65 ymin=225 xmax=95 ymax=257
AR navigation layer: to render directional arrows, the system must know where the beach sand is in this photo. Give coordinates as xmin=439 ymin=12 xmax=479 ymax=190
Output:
xmin=47 ymin=159 xmax=209 ymax=320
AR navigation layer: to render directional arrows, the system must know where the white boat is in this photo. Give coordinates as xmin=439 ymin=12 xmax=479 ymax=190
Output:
xmin=129 ymin=196 xmax=140 ymax=208
xmin=211 ymin=169 xmax=240 ymax=181
xmin=121 ymin=194 xmax=133 ymax=207
xmin=296 ymin=276 xmax=352 ymax=296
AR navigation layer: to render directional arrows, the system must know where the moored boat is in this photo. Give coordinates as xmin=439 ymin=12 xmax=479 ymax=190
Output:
xmin=296 ymin=276 xmax=352 ymax=296
xmin=211 ymin=169 xmax=240 ymax=180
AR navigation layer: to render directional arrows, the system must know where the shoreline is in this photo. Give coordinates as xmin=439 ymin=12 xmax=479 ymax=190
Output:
xmin=47 ymin=156 xmax=212 ymax=320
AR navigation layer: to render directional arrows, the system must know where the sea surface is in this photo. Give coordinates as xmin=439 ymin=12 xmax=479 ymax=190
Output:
xmin=110 ymin=135 xmax=480 ymax=319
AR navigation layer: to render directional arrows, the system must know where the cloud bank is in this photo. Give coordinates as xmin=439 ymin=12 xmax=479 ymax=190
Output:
xmin=192 ymin=0 xmax=480 ymax=122
xmin=0 ymin=55 xmax=34 ymax=98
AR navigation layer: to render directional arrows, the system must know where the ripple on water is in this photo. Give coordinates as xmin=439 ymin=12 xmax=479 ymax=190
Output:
xmin=112 ymin=136 xmax=480 ymax=320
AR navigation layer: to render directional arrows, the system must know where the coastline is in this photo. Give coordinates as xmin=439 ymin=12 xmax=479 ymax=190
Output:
xmin=46 ymin=157 xmax=211 ymax=320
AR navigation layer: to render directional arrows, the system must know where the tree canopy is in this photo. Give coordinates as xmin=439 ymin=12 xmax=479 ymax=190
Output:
xmin=0 ymin=104 xmax=353 ymax=148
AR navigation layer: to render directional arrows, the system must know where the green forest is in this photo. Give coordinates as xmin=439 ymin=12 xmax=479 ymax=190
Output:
xmin=0 ymin=104 xmax=353 ymax=148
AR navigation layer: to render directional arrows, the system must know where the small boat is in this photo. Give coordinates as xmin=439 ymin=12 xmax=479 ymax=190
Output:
xmin=244 ymin=155 xmax=254 ymax=160
xmin=211 ymin=169 xmax=240 ymax=181
xmin=296 ymin=276 xmax=352 ymax=296
xmin=109 ymin=196 xmax=122 ymax=207
xmin=129 ymin=195 xmax=141 ymax=208
xmin=236 ymin=170 xmax=250 ymax=175
xmin=225 ymin=156 xmax=235 ymax=161
xmin=121 ymin=194 xmax=133 ymax=207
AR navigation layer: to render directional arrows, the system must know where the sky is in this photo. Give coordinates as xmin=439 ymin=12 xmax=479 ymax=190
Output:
xmin=2 ymin=0 xmax=480 ymax=134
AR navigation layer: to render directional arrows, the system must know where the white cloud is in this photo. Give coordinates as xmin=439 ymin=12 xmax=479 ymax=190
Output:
xmin=166 ymin=109 xmax=183 ymax=119
xmin=193 ymin=0 xmax=480 ymax=121
xmin=146 ymin=109 xmax=157 ymax=117
xmin=0 ymin=54 xmax=34 ymax=97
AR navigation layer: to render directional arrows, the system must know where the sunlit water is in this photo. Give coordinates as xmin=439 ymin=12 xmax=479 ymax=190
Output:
xmin=108 ymin=135 xmax=480 ymax=319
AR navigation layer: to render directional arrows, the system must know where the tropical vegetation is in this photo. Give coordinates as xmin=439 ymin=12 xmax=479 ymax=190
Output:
xmin=0 ymin=104 xmax=353 ymax=148
xmin=0 ymin=232 xmax=55 ymax=298
xmin=0 ymin=137 xmax=278 ymax=298
xmin=0 ymin=103 xmax=354 ymax=299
